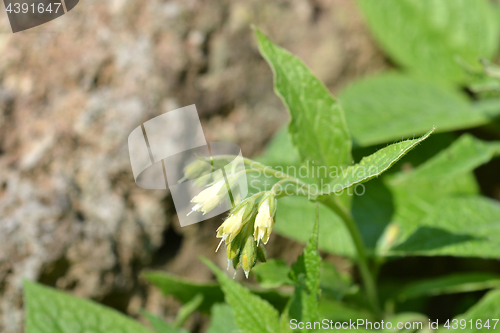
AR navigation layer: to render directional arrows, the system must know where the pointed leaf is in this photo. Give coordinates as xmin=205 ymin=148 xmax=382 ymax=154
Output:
xmin=289 ymin=207 xmax=321 ymax=330
xmin=143 ymin=271 xmax=288 ymax=313
xmin=143 ymin=271 xmax=223 ymax=313
xmin=255 ymin=28 xmax=352 ymax=174
xmin=202 ymin=258 xmax=281 ymax=333
xmin=394 ymin=273 xmax=500 ymax=301
xmin=320 ymin=129 xmax=434 ymax=195
xmin=24 ymin=280 xmax=153 ymax=333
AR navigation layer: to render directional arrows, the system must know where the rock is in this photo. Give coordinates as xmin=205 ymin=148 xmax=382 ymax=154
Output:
xmin=0 ymin=0 xmax=386 ymax=331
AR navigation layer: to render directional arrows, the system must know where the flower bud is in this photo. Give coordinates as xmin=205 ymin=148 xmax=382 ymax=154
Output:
xmin=253 ymin=192 xmax=276 ymax=245
xmin=240 ymin=235 xmax=257 ymax=278
xmin=184 ymin=159 xmax=212 ymax=180
xmin=193 ymin=173 xmax=214 ymax=187
xmin=226 ymin=232 xmax=243 ymax=261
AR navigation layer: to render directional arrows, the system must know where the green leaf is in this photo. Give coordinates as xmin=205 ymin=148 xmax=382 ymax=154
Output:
xmin=388 ymin=196 xmax=500 ymax=257
xmin=339 ymin=74 xmax=500 ymax=146
xmin=202 ymin=258 xmax=281 ymax=333
xmin=383 ymin=313 xmax=428 ymax=333
xmin=290 ymin=207 xmax=321 ymax=292
xmin=321 ymin=129 xmax=434 ymax=195
xmin=272 ymin=131 xmax=432 ymax=258
xmin=357 ymin=0 xmax=499 ymax=85
xmin=143 ymin=271 xmax=289 ymax=314
xmin=254 ymin=28 xmax=352 ymax=174
xmin=351 ymin=178 xmax=395 ymax=251
xmin=23 ymin=280 xmax=153 ymax=333
xmin=320 ymin=262 xmax=356 ymax=301
xmin=206 ymin=304 xmax=240 ymax=333
xmin=173 ymin=294 xmax=203 ymax=327
xmin=257 ymin=126 xmax=301 ymax=168
xmin=274 ymin=196 xmax=356 ymax=258
xmin=143 ymin=271 xmax=224 ymax=313
xmin=394 ymin=273 xmax=500 ymax=302
xmin=390 ymin=134 xmax=500 ymax=183
xmin=379 ymin=135 xmax=500 ymax=257
xmin=142 ymin=311 xmax=189 ymax=333
xmin=252 ymin=259 xmax=294 ymax=288
xmin=289 ymin=207 xmax=321 ymax=330
xmin=317 ymin=299 xmax=375 ymax=323
xmin=438 ymin=290 xmax=500 ymax=333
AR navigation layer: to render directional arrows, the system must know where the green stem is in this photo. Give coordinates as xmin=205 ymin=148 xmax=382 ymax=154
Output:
xmin=320 ymin=195 xmax=381 ymax=317
xmin=271 ymin=178 xmax=307 ymax=196
xmin=211 ymin=155 xmax=306 ymax=182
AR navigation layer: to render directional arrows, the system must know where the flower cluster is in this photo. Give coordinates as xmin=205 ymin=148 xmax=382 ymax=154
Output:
xmin=216 ymin=192 xmax=277 ymax=277
xmin=184 ymin=156 xmax=278 ymax=276
xmin=186 ymin=162 xmax=277 ymax=276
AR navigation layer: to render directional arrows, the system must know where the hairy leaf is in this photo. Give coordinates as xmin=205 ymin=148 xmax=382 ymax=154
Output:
xmin=357 ymin=0 xmax=499 ymax=84
xmin=340 ymin=74 xmax=500 ymax=146
xmin=390 ymin=134 xmax=500 ymax=183
xmin=394 ymin=273 xmax=500 ymax=301
xmin=143 ymin=271 xmax=288 ymax=313
xmin=206 ymin=304 xmax=239 ymax=333
xmin=24 ymin=280 xmax=153 ymax=333
xmin=143 ymin=271 xmax=223 ymax=313
xmin=255 ymin=28 xmax=352 ymax=175
xmin=379 ymin=135 xmax=500 ymax=257
xmin=203 ymin=258 xmax=281 ymax=333
xmin=388 ymin=196 xmax=500 ymax=257
xmin=288 ymin=208 xmax=321 ymax=330
xmin=320 ymin=129 xmax=434 ymax=195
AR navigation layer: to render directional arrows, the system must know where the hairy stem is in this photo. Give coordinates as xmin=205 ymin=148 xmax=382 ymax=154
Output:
xmin=320 ymin=195 xmax=381 ymax=317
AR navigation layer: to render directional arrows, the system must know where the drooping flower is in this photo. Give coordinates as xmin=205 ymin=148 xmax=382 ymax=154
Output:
xmin=216 ymin=208 xmax=246 ymax=244
xmin=216 ymin=196 xmax=256 ymax=244
xmin=253 ymin=192 xmax=276 ymax=245
xmin=188 ymin=179 xmax=226 ymax=215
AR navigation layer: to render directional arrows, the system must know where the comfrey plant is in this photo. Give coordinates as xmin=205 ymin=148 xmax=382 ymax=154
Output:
xmin=22 ymin=1 xmax=500 ymax=332
xmin=186 ymin=161 xmax=280 ymax=276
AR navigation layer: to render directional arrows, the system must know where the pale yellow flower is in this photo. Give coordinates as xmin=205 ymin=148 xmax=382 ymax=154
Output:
xmin=216 ymin=208 xmax=246 ymax=244
xmin=188 ymin=180 xmax=226 ymax=215
xmin=253 ymin=194 xmax=276 ymax=245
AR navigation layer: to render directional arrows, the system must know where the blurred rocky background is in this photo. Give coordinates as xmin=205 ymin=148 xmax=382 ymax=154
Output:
xmin=0 ymin=0 xmax=387 ymax=331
